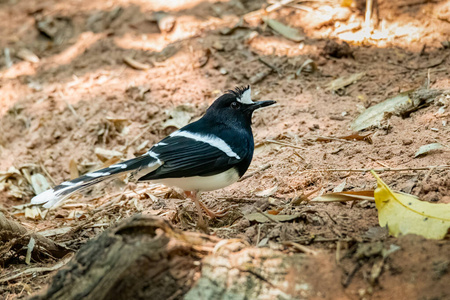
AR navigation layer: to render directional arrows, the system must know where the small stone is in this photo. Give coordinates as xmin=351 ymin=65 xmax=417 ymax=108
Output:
xmin=212 ymin=41 xmax=224 ymax=51
xmin=402 ymin=139 xmax=413 ymax=145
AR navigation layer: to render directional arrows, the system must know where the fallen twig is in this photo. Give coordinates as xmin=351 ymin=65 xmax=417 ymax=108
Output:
xmin=0 ymin=255 xmax=73 ymax=283
xmin=39 ymin=161 xmax=57 ymax=186
xmin=283 ymin=241 xmax=319 ymax=255
xmin=249 ymin=69 xmax=273 ymax=85
xmin=292 ymin=237 xmax=355 ymax=244
xmin=239 ymin=163 xmax=272 ymax=181
xmin=0 ymin=212 xmax=71 ymax=263
xmin=59 ymin=92 xmax=85 ymax=124
xmin=264 ymin=139 xmax=307 ymax=150
xmin=217 ymin=197 xmax=260 ymax=203
xmin=299 ymin=165 xmax=450 ymax=174
xmin=258 ymin=57 xmax=282 ymax=75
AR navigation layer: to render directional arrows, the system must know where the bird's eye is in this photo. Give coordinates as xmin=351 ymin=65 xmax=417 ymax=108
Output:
xmin=230 ymin=102 xmax=240 ymax=109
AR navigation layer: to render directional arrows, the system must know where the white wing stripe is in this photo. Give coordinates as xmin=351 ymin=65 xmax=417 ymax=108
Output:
xmin=85 ymin=172 xmax=111 ymax=178
xmin=109 ymin=163 xmax=127 ymax=169
xmin=170 ymin=130 xmax=241 ymax=159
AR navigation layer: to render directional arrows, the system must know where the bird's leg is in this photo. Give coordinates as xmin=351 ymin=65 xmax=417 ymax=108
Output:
xmin=185 ymin=190 xmax=207 ymax=230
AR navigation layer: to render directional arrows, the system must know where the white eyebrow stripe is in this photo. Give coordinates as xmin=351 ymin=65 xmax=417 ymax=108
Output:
xmin=170 ymin=130 xmax=241 ymax=159
xmin=237 ymin=87 xmax=254 ymax=104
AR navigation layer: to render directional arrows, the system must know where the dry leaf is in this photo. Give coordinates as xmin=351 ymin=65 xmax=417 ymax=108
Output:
xmin=101 ymin=157 xmax=121 ymax=168
xmin=255 ymin=186 xmax=278 ymax=197
xmin=263 ymin=18 xmax=304 ymax=42
xmin=0 ymin=166 xmax=21 ymax=182
xmin=333 ymin=180 xmax=347 ymax=193
xmin=372 ymin=171 xmax=450 ymax=239
xmin=296 ymin=59 xmax=316 ymax=76
xmin=69 ymin=159 xmax=79 ymax=179
xmin=257 ymin=237 xmax=269 ymax=247
xmin=30 ymin=174 xmax=51 ymax=195
xmin=351 ymin=89 xmax=447 ymax=132
xmin=38 ymin=227 xmax=72 ymax=237
xmin=7 ymin=183 xmax=28 ymax=198
xmin=136 ymin=140 xmax=150 ymax=152
xmin=25 ymin=206 xmax=42 ymax=220
xmin=340 ymin=0 xmax=353 ymax=7
xmin=25 ymin=237 xmax=36 ymax=265
xmin=123 ymin=56 xmax=151 ymax=70
xmin=155 ymin=13 xmax=176 ymax=33
xmin=267 ymin=209 xmax=281 ymax=215
xmin=244 ymin=212 xmax=298 ymax=223
xmin=105 ymin=117 xmax=131 ymax=135
xmin=414 ymin=143 xmax=444 ymax=158
xmin=311 ymin=190 xmax=375 ymax=202
xmin=325 ymin=72 xmax=365 ymax=91
xmin=95 ymin=147 xmax=123 ymax=162
xmin=162 ymin=105 xmax=195 ymax=129
xmin=16 ymin=48 xmax=40 ymax=63
xmin=351 ymin=92 xmax=411 ymax=131
xmin=339 ymin=132 xmax=373 ymax=144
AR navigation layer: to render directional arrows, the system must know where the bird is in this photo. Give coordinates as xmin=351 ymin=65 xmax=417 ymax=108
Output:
xmin=31 ymin=86 xmax=276 ymax=226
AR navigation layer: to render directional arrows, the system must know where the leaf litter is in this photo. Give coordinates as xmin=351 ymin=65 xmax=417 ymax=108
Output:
xmin=1 ymin=0 xmax=450 ymax=298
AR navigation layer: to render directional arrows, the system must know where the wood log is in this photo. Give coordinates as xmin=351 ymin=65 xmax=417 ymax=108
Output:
xmin=29 ymin=214 xmax=347 ymax=300
xmin=30 ymin=215 xmax=218 ymax=300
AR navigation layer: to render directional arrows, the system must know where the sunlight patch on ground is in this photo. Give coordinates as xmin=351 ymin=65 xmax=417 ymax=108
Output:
xmin=248 ymin=35 xmax=305 ymax=57
xmin=114 ymin=14 xmax=234 ymax=52
xmin=336 ymin=22 xmax=423 ymax=47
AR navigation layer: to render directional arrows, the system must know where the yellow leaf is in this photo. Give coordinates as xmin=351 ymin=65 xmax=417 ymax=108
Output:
xmin=371 ymin=171 xmax=450 ymax=239
xmin=341 ymin=0 xmax=353 ymax=7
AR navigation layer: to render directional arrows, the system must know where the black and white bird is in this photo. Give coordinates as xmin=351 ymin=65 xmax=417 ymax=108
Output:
xmin=31 ymin=86 xmax=276 ymax=221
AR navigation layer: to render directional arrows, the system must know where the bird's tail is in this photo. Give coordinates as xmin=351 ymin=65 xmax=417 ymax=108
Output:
xmin=31 ymin=154 xmax=160 ymax=208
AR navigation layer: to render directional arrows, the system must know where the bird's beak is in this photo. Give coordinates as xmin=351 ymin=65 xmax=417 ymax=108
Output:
xmin=247 ymin=100 xmax=277 ymax=111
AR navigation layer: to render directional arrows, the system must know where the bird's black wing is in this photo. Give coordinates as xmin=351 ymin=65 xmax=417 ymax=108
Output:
xmin=138 ymin=132 xmax=245 ymax=180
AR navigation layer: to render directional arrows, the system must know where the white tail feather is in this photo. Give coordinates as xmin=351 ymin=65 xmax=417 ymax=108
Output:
xmin=31 ymin=189 xmax=58 ymax=206
xmin=30 ymin=154 xmax=161 ymax=208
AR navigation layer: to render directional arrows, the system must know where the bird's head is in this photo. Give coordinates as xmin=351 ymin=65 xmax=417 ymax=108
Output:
xmin=205 ymin=86 xmax=276 ymax=126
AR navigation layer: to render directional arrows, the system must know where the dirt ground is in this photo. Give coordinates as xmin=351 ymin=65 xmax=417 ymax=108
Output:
xmin=0 ymin=0 xmax=449 ymax=299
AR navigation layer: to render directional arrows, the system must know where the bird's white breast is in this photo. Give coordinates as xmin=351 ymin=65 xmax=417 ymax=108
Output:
xmin=151 ymin=168 xmax=240 ymax=192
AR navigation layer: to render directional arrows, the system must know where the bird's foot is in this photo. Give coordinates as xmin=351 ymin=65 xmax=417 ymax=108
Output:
xmin=198 ymin=200 xmax=228 ymax=219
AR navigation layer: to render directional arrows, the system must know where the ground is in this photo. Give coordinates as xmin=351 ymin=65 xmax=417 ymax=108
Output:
xmin=0 ymin=0 xmax=449 ymax=299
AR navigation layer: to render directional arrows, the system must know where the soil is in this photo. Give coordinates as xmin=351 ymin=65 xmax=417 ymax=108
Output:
xmin=0 ymin=0 xmax=449 ymax=299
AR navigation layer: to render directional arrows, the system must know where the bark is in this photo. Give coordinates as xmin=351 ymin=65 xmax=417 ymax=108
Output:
xmin=30 ymin=215 xmax=218 ymax=300
xmin=29 ymin=215 xmax=346 ymax=300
